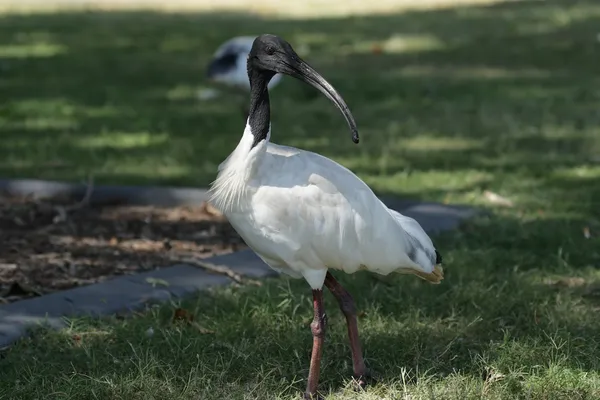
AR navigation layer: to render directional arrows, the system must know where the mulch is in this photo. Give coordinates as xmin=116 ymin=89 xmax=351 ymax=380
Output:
xmin=0 ymin=195 xmax=245 ymax=303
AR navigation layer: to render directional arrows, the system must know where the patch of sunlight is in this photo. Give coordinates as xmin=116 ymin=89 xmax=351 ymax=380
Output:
xmin=0 ymin=100 xmax=79 ymax=130
xmin=1 ymin=117 xmax=78 ymax=131
xmin=9 ymin=98 xmax=76 ymax=116
xmin=81 ymin=105 xmax=125 ymax=118
xmin=342 ymin=34 xmax=444 ymax=56
xmin=379 ymin=33 xmax=444 ymax=54
xmin=540 ymin=129 xmax=598 ymax=140
xmin=290 ymin=33 xmax=329 ymax=47
xmin=525 ymin=267 xmax=600 ymax=288
xmin=166 ymin=85 xmax=200 ymax=101
xmin=362 ymin=169 xmax=492 ymax=196
xmin=76 ymin=132 xmax=169 ymax=150
xmin=401 ymin=136 xmax=482 ymax=152
xmin=0 ymin=43 xmax=66 ymax=58
xmin=391 ymin=65 xmax=554 ymax=80
xmin=159 ymin=35 xmax=197 ymax=53
xmin=514 ymin=19 xmax=573 ymax=36
xmin=551 ymin=166 xmax=600 ymax=181
xmin=99 ymin=162 xmax=190 ymax=179
xmin=501 ymin=85 xmax=580 ymax=100
xmin=0 ymin=0 xmax=516 ymax=18
xmin=529 ymin=2 xmax=600 ymax=29
xmin=455 ymin=0 xmax=600 ymax=28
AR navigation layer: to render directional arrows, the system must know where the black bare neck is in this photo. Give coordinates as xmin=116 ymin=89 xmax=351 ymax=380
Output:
xmin=248 ymin=70 xmax=274 ymax=148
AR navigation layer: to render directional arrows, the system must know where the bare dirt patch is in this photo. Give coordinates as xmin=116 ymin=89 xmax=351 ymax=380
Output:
xmin=0 ymin=195 xmax=244 ymax=303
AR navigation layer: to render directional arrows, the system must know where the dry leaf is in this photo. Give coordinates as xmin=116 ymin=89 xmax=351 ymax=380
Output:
xmin=201 ymin=202 xmax=223 ymax=218
xmin=545 ymin=277 xmax=586 ymax=288
xmin=482 ymin=366 xmax=505 ymax=393
xmin=191 ymin=321 xmax=215 ymax=334
xmin=72 ymin=334 xmax=82 ymax=346
xmin=0 ymin=264 xmax=17 ymax=271
xmin=583 ymin=226 xmax=591 ymax=239
xmin=173 ymin=308 xmax=194 ymax=323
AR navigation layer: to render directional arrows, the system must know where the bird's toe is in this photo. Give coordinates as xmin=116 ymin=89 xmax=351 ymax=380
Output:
xmin=352 ymin=369 xmax=377 ymax=391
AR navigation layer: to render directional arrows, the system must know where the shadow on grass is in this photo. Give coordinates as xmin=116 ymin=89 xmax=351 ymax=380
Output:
xmin=168 ymin=212 xmax=600 ymax=395
xmin=1 ymin=1 xmax=600 ymax=398
xmin=0 ymin=0 xmax=598 ymax=197
xmin=1 ymin=203 xmax=599 ymax=398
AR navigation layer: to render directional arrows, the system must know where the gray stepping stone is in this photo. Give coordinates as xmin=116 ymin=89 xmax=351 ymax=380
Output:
xmin=0 ymin=295 xmax=71 ymax=349
xmin=0 ymin=179 xmax=210 ymax=207
xmin=400 ymin=202 xmax=479 ymax=234
xmin=0 ymin=266 xmax=232 ymax=348
xmin=124 ymin=264 xmax=233 ymax=299
xmin=0 ymin=179 xmax=482 ymax=348
xmin=205 ymin=250 xmax=279 ymax=278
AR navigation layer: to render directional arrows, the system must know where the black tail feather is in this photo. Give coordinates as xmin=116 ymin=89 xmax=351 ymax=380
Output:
xmin=435 ymin=250 xmax=442 ymax=264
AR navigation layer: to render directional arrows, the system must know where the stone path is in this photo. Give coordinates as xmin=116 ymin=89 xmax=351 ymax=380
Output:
xmin=0 ymin=180 xmax=480 ymax=348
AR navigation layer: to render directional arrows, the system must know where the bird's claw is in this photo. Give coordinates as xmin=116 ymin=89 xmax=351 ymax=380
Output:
xmin=353 ymin=369 xmax=377 ymax=392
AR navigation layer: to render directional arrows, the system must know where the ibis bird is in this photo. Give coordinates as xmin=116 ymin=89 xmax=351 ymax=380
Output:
xmin=208 ymin=34 xmax=444 ymax=399
xmin=205 ymin=36 xmax=282 ymax=115
xmin=206 ymin=36 xmax=283 ymax=91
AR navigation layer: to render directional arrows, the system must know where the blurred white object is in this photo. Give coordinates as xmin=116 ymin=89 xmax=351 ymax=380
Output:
xmin=206 ymin=36 xmax=282 ymax=91
xmin=483 ymin=190 xmax=514 ymax=207
xmin=196 ymin=88 xmax=221 ymax=101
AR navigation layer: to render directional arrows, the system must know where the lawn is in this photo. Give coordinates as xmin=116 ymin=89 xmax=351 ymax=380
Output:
xmin=2 ymin=0 xmax=600 ymax=399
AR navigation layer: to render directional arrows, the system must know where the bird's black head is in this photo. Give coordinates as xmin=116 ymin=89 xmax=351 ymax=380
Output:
xmin=247 ymin=34 xmax=297 ymax=76
xmin=247 ymin=34 xmax=359 ymax=144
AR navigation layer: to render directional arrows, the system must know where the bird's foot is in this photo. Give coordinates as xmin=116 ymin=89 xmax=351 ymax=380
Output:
xmin=302 ymin=391 xmax=324 ymax=400
xmin=352 ymin=369 xmax=377 ymax=392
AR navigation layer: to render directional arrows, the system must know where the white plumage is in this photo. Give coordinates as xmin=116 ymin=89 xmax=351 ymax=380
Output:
xmin=207 ymin=34 xmax=443 ymax=399
xmin=210 ymin=126 xmax=442 ymax=290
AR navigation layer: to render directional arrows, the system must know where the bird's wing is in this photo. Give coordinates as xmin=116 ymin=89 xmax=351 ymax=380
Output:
xmin=249 ymin=146 xmax=438 ymax=278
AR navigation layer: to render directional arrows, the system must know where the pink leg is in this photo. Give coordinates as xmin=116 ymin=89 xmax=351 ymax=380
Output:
xmin=304 ymin=289 xmax=327 ymax=400
xmin=324 ymin=272 xmax=370 ymax=388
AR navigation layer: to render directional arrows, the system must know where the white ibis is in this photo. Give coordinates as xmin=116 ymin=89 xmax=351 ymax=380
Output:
xmin=205 ymin=36 xmax=282 ymax=112
xmin=208 ymin=34 xmax=444 ymax=399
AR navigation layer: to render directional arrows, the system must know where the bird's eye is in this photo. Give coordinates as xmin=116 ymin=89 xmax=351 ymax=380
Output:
xmin=265 ymin=46 xmax=276 ymax=55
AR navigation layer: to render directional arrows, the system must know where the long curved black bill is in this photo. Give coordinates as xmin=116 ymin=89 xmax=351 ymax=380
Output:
xmin=289 ymin=61 xmax=359 ymax=144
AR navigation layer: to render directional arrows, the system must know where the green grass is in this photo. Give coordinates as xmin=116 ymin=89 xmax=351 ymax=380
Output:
xmin=2 ymin=0 xmax=600 ymax=399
